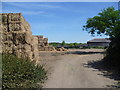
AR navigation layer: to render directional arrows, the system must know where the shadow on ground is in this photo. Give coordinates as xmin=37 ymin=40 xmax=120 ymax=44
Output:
xmin=66 ymin=51 xmax=105 ymax=55
xmin=83 ymin=59 xmax=120 ymax=88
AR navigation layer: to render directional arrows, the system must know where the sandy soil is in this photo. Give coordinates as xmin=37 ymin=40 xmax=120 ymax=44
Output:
xmin=38 ymin=49 xmax=117 ymax=88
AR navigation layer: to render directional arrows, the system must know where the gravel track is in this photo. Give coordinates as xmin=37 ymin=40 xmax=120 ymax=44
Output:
xmin=39 ymin=49 xmax=117 ymax=88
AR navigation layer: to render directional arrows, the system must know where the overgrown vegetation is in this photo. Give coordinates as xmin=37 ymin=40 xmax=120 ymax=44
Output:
xmin=2 ymin=54 xmax=47 ymax=88
xmin=84 ymin=7 xmax=120 ymax=70
xmin=83 ymin=7 xmax=120 ymax=87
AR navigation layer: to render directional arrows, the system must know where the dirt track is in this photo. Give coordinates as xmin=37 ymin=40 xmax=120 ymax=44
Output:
xmin=39 ymin=49 xmax=117 ymax=88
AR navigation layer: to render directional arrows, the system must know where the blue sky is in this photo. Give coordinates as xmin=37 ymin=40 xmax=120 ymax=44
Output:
xmin=2 ymin=2 xmax=118 ymax=43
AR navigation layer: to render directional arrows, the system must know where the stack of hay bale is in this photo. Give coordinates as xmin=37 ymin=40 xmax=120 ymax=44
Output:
xmin=56 ymin=47 xmax=67 ymax=51
xmin=1 ymin=13 xmax=39 ymax=62
xmin=34 ymin=35 xmax=55 ymax=51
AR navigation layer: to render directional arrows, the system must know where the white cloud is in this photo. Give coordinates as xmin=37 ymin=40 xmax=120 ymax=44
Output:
xmin=3 ymin=2 xmax=63 ymax=10
xmin=2 ymin=2 xmax=63 ymax=16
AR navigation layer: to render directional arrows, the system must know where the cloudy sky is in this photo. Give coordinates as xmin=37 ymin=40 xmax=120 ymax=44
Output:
xmin=2 ymin=2 xmax=118 ymax=43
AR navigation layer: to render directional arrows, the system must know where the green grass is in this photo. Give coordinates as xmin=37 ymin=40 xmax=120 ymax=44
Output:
xmin=2 ymin=53 xmax=47 ymax=88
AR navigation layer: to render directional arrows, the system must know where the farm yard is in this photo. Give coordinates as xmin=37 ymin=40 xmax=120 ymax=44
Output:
xmin=39 ymin=49 xmax=118 ymax=88
xmin=1 ymin=1 xmax=120 ymax=89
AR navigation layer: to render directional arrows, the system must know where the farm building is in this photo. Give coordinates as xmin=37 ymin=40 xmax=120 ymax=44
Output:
xmin=87 ymin=38 xmax=111 ymax=47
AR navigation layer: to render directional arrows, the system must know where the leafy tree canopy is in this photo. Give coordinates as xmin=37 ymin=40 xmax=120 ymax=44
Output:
xmin=83 ymin=7 xmax=120 ymax=70
xmin=83 ymin=7 xmax=120 ymax=39
xmin=61 ymin=41 xmax=66 ymax=46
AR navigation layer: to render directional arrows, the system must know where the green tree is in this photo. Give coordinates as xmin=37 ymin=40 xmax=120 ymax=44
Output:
xmin=83 ymin=7 xmax=120 ymax=69
xmin=61 ymin=41 xmax=66 ymax=46
xmin=73 ymin=42 xmax=78 ymax=46
xmin=69 ymin=43 xmax=74 ymax=47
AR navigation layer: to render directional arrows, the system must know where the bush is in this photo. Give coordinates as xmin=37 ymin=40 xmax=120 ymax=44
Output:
xmin=2 ymin=54 xmax=47 ymax=88
xmin=104 ymin=37 xmax=120 ymax=71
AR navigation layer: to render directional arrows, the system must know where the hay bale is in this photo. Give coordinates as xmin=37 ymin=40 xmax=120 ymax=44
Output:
xmin=2 ymin=24 xmax=8 ymax=32
xmin=9 ymin=23 xmax=21 ymax=31
xmin=8 ymin=13 xmax=21 ymax=22
xmin=56 ymin=48 xmax=62 ymax=51
xmin=1 ymin=13 xmax=40 ymax=63
xmin=61 ymin=47 xmax=67 ymax=51
xmin=25 ymin=32 xmax=32 ymax=44
xmin=1 ymin=14 xmax=8 ymax=22
xmin=39 ymin=47 xmax=45 ymax=51
xmin=56 ymin=47 xmax=67 ymax=51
